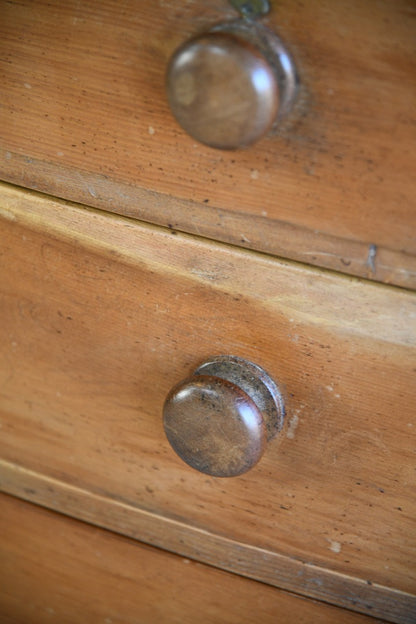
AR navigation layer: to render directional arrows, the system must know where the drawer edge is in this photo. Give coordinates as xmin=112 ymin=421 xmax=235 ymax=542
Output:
xmin=1 ymin=168 xmax=415 ymax=290
xmin=0 ymin=459 xmax=414 ymax=624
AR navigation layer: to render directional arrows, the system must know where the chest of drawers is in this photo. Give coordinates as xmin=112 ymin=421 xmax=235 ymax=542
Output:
xmin=0 ymin=1 xmax=415 ymax=622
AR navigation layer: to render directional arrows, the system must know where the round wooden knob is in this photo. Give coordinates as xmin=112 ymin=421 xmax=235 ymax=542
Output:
xmin=166 ymin=21 xmax=298 ymax=149
xmin=163 ymin=356 xmax=285 ymax=477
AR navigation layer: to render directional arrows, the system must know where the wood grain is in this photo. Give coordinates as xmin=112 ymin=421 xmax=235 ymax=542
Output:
xmin=2 ymin=494 xmax=390 ymax=624
xmin=1 ymin=461 xmax=414 ymax=624
xmin=0 ymin=0 xmax=415 ymax=287
xmin=0 ymin=182 xmax=415 ymax=621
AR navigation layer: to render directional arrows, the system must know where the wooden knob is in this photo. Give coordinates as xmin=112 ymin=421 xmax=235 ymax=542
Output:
xmin=166 ymin=22 xmax=298 ymax=149
xmin=163 ymin=356 xmax=285 ymax=477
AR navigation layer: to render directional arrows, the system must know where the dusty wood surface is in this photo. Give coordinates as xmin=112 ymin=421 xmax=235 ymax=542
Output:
xmin=0 ymin=0 xmax=415 ymax=287
xmin=0 ymin=493 xmax=390 ymax=624
xmin=1 ymin=461 xmax=414 ymax=624
xmin=0 ymin=183 xmax=415 ymax=621
xmin=0 ymin=494 xmax=390 ymax=624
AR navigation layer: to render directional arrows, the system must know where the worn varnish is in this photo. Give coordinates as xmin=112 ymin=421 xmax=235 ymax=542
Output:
xmin=166 ymin=28 xmax=281 ymax=149
xmin=0 ymin=183 xmax=415 ymax=622
xmin=163 ymin=355 xmax=285 ymax=477
xmin=0 ymin=493 xmax=389 ymax=624
xmin=2 ymin=460 xmax=415 ymax=624
xmin=0 ymin=0 xmax=415 ymax=286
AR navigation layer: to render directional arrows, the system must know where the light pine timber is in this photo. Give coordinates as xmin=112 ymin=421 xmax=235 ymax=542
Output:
xmin=0 ymin=0 xmax=415 ymax=287
xmin=0 ymin=183 xmax=415 ymax=621
xmin=1 ymin=461 xmax=414 ymax=624
xmin=0 ymin=493 xmax=390 ymax=624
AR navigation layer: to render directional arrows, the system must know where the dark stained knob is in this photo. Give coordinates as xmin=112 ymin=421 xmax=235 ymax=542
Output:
xmin=166 ymin=21 xmax=298 ymax=149
xmin=163 ymin=356 xmax=285 ymax=477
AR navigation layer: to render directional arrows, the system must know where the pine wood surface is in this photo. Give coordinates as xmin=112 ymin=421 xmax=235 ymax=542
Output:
xmin=0 ymin=183 xmax=415 ymax=622
xmin=0 ymin=493 xmax=390 ymax=624
xmin=1 ymin=461 xmax=415 ymax=624
xmin=0 ymin=0 xmax=415 ymax=287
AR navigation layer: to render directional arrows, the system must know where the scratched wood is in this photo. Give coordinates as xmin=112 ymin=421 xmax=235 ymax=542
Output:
xmin=0 ymin=0 xmax=415 ymax=287
xmin=0 ymin=183 xmax=415 ymax=622
xmin=0 ymin=494 xmax=390 ymax=624
xmin=1 ymin=462 xmax=414 ymax=623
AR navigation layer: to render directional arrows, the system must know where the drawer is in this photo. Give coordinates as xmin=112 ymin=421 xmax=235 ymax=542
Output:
xmin=0 ymin=183 xmax=415 ymax=621
xmin=0 ymin=0 xmax=415 ymax=287
xmin=0 ymin=493 xmax=387 ymax=624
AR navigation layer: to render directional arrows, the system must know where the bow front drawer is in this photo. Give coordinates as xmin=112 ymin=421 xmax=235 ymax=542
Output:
xmin=0 ymin=184 xmax=415 ymax=621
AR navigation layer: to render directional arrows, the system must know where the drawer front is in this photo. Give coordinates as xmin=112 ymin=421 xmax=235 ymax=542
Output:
xmin=0 ymin=184 xmax=415 ymax=621
xmin=0 ymin=0 xmax=415 ymax=286
xmin=0 ymin=493 xmax=387 ymax=624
